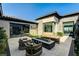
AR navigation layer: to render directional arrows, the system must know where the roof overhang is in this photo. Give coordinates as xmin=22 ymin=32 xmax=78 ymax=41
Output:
xmin=0 ymin=16 xmax=38 ymax=24
xmin=35 ymin=12 xmax=79 ymax=20
xmin=35 ymin=12 xmax=61 ymax=20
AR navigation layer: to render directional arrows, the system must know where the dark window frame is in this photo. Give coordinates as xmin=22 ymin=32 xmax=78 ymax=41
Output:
xmin=43 ymin=22 xmax=55 ymax=32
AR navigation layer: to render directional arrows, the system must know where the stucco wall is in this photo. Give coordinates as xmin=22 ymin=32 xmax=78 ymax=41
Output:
xmin=36 ymin=16 xmax=58 ymax=36
xmin=58 ymin=16 xmax=78 ymax=32
xmin=29 ymin=24 xmax=38 ymax=36
xmin=54 ymin=16 xmax=59 ymax=33
xmin=0 ymin=20 xmax=10 ymax=38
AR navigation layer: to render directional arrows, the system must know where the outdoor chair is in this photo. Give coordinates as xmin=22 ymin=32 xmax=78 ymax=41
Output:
xmin=18 ymin=38 xmax=32 ymax=50
xmin=25 ymin=43 xmax=42 ymax=56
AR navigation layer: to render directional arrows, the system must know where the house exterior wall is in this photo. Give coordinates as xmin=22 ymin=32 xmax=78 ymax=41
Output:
xmin=36 ymin=16 xmax=58 ymax=37
xmin=58 ymin=16 xmax=78 ymax=33
xmin=36 ymin=15 xmax=79 ymax=37
xmin=0 ymin=15 xmax=78 ymax=39
xmin=0 ymin=19 xmax=38 ymax=38
xmin=0 ymin=20 xmax=10 ymax=38
xmin=29 ymin=24 xmax=38 ymax=36
xmin=54 ymin=16 xmax=59 ymax=33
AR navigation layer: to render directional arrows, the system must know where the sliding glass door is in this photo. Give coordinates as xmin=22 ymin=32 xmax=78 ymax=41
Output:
xmin=10 ymin=23 xmax=30 ymax=37
xmin=63 ymin=21 xmax=74 ymax=36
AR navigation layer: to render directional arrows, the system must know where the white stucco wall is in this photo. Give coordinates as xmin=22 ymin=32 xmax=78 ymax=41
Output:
xmin=29 ymin=24 xmax=38 ymax=36
xmin=54 ymin=16 xmax=59 ymax=33
xmin=0 ymin=20 xmax=10 ymax=38
xmin=36 ymin=20 xmax=43 ymax=36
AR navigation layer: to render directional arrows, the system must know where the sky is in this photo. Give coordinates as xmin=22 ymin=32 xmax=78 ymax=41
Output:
xmin=2 ymin=3 xmax=79 ymax=21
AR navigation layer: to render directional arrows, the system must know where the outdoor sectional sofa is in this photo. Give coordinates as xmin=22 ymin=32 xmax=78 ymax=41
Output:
xmin=18 ymin=38 xmax=32 ymax=50
xmin=25 ymin=43 xmax=42 ymax=56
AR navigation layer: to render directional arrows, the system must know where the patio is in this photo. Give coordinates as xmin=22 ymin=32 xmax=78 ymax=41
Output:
xmin=8 ymin=36 xmax=74 ymax=56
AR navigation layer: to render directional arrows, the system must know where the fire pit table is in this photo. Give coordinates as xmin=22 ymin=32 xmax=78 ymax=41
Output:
xmin=32 ymin=38 xmax=55 ymax=50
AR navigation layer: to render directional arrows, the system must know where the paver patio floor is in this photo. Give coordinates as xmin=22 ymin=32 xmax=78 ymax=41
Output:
xmin=8 ymin=36 xmax=74 ymax=56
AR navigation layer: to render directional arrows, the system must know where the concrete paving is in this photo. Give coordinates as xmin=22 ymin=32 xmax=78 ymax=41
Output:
xmin=8 ymin=36 xmax=74 ymax=56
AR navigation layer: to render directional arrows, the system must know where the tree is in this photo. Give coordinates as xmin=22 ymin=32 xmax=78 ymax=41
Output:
xmin=74 ymin=27 xmax=79 ymax=55
xmin=0 ymin=27 xmax=7 ymax=54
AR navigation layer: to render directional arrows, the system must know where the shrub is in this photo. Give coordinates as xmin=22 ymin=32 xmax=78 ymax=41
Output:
xmin=57 ymin=32 xmax=64 ymax=37
xmin=74 ymin=28 xmax=79 ymax=55
xmin=31 ymin=35 xmax=39 ymax=38
xmin=0 ymin=27 xmax=7 ymax=54
xmin=28 ymin=34 xmax=40 ymax=38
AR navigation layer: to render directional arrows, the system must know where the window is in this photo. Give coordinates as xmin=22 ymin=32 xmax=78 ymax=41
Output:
xmin=63 ymin=21 xmax=74 ymax=35
xmin=43 ymin=22 xmax=55 ymax=32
